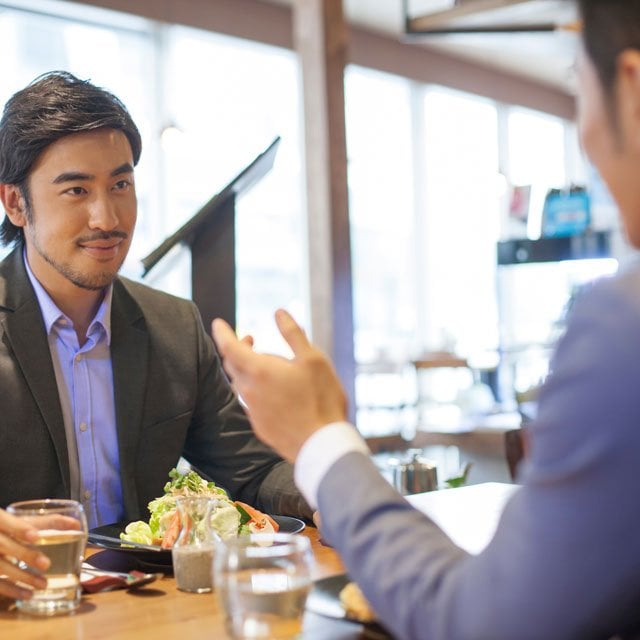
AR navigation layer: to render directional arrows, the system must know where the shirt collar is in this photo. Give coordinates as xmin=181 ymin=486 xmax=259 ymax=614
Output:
xmin=23 ymin=250 xmax=113 ymax=345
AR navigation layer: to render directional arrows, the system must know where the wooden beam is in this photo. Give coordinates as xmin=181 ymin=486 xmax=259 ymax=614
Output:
xmin=349 ymin=28 xmax=575 ymax=119
xmin=65 ymin=0 xmax=293 ymax=49
xmin=67 ymin=0 xmax=574 ymax=117
xmin=293 ymin=0 xmax=356 ymax=422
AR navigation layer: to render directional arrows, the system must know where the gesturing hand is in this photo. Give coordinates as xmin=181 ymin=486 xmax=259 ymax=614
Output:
xmin=212 ymin=309 xmax=348 ymax=463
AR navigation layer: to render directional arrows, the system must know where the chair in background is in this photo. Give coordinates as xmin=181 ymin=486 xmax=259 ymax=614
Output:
xmin=504 ymin=428 xmax=528 ymax=481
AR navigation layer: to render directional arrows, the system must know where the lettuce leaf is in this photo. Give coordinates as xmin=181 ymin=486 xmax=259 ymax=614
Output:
xmin=120 ymin=521 xmax=154 ymax=545
xmin=148 ymin=494 xmax=177 ymax=538
xmin=209 ymin=503 xmax=241 ymax=541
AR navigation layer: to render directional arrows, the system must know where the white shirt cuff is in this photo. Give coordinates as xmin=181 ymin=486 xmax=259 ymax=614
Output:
xmin=294 ymin=421 xmax=370 ymax=510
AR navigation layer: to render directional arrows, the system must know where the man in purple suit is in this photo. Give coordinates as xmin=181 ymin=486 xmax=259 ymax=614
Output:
xmin=213 ymin=1 xmax=640 ymax=638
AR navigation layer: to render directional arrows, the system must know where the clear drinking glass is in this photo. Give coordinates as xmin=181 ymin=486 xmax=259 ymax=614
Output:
xmin=7 ymin=499 xmax=88 ymax=616
xmin=171 ymin=496 xmax=216 ymax=593
xmin=214 ymin=532 xmax=314 ymax=640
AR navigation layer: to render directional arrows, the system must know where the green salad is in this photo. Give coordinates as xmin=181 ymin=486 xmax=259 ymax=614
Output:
xmin=120 ymin=468 xmax=247 ymax=547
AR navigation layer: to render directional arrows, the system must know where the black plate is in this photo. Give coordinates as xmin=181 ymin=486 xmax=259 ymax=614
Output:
xmin=307 ymin=574 xmax=389 ymax=634
xmin=88 ymin=515 xmax=305 ymax=563
xmin=88 ymin=522 xmax=170 ymax=565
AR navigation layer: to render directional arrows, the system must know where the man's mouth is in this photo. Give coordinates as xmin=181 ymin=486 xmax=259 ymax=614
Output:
xmin=80 ymin=239 xmax=122 ymax=249
xmin=77 ymin=233 xmax=128 ymax=258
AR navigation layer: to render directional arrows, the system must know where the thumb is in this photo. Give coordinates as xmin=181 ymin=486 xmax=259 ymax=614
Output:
xmin=240 ymin=334 xmax=255 ymax=348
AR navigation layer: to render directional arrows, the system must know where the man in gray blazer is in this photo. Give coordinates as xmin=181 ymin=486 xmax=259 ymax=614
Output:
xmin=213 ymin=1 xmax=640 ymax=638
xmin=0 ymin=71 xmax=310 ymax=601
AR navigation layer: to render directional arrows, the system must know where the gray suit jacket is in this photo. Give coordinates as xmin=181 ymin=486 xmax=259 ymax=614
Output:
xmin=319 ymin=264 xmax=640 ymax=640
xmin=0 ymin=248 xmax=311 ymax=521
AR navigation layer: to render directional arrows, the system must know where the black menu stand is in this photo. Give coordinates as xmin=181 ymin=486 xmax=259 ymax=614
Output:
xmin=141 ymin=137 xmax=281 ymax=329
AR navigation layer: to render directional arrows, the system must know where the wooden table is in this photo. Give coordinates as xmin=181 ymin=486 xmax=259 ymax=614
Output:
xmin=1 ymin=527 xmax=388 ymax=640
xmin=2 ymin=484 xmax=518 ymax=638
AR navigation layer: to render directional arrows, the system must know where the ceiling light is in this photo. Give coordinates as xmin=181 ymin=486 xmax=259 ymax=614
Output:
xmin=404 ymin=0 xmax=579 ymax=35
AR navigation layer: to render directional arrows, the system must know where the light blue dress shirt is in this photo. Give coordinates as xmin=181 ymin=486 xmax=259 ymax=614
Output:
xmin=24 ymin=255 xmax=124 ymax=528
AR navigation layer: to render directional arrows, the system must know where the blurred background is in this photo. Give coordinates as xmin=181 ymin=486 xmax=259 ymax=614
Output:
xmin=0 ymin=0 xmax=627 ymax=483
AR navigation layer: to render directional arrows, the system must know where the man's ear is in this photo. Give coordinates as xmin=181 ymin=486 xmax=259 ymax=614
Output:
xmin=0 ymin=184 xmax=28 ymax=228
xmin=616 ymin=49 xmax=640 ymax=150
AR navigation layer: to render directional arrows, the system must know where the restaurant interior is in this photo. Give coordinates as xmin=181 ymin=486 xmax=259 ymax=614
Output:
xmin=2 ymin=0 xmax=631 ymax=637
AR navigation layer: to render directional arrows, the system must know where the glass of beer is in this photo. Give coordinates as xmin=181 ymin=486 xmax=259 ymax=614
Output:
xmin=214 ymin=532 xmax=314 ymax=639
xmin=7 ymin=499 xmax=88 ymax=615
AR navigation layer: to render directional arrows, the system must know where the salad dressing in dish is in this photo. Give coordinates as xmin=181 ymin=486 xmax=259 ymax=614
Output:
xmin=173 ymin=546 xmax=215 ymax=593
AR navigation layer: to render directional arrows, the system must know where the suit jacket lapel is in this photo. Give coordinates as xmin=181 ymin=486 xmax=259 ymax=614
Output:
xmin=0 ymin=249 xmax=70 ymax=494
xmin=110 ymin=279 xmax=149 ymax=519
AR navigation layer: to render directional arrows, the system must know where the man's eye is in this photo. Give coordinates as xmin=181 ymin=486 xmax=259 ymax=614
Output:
xmin=66 ymin=186 xmax=85 ymax=195
xmin=114 ymin=179 xmax=131 ymax=190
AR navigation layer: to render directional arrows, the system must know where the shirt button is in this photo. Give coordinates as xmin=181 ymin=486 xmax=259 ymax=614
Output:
xmin=75 ymin=355 xmax=83 ymax=363
xmin=79 ymin=422 xmax=88 ymax=433
xmin=83 ymin=490 xmax=91 ymax=500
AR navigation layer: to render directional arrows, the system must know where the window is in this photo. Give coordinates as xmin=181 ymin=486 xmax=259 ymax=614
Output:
xmin=345 ymin=66 xmax=417 ymax=436
xmin=160 ymin=26 xmax=307 ymax=353
xmin=421 ymin=86 xmax=501 ymax=357
xmin=345 ymin=66 xmax=416 ymax=364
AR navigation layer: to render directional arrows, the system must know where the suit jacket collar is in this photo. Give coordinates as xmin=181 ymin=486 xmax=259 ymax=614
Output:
xmin=110 ymin=278 xmax=149 ymax=520
xmin=0 ymin=247 xmax=70 ymax=494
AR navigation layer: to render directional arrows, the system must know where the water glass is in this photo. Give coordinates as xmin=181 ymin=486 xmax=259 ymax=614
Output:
xmin=214 ymin=532 xmax=314 ymax=640
xmin=7 ymin=499 xmax=88 ymax=616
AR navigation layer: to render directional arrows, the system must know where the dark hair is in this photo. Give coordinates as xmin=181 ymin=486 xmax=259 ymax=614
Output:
xmin=579 ymin=0 xmax=640 ymax=96
xmin=0 ymin=70 xmax=142 ymax=247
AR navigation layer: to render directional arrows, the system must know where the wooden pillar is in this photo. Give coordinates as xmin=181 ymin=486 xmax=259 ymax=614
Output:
xmin=293 ymin=0 xmax=356 ymax=422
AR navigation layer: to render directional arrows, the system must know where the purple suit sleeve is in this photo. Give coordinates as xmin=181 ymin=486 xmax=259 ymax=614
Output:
xmin=318 ymin=271 xmax=640 ymax=640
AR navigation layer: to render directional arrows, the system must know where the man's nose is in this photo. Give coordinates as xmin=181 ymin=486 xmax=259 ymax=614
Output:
xmin=88 ymin=194 xmax=119 ymax=230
